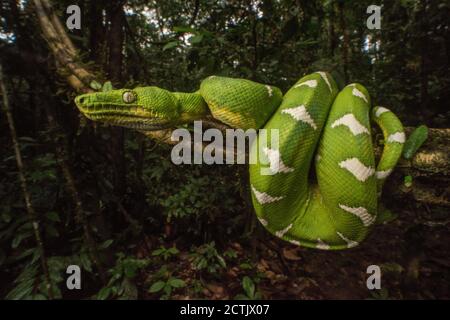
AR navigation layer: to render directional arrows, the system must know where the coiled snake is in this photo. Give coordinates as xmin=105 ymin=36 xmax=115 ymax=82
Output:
xmin=75 ymin=72 xmax=405 ymax=250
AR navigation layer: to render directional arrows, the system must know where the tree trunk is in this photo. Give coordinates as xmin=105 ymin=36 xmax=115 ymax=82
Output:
xmin=107 ymin=1 xmax=126 ymax=196
xmin=384 ymin=128 xmax=449 ymax=207
xmin=338 ymin=1 xmax=349 ymax=82
xmin=88 ymin=0 xmax=105 ymax=63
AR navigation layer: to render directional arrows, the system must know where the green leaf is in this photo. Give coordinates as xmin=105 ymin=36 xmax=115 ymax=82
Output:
xmin=163 ymin=284 xmax=172 ymax=296
xmin=12 ymin=231 xmax=31 ymax=249
xmin=90 ymin=80 xmax=102 ymax=90
xmin=380 ymin=262 xmax=404 ymax=274
xmin=123 ymin=263 xmax=137 ymax=278
xmin=97 ymin=287 xmax=111 ymax=300
xmin=6 ymin=278 xmax=34 ymax=300
xmin=163 ymin=41 xmax=179 ymax=51
xmin=239 ymin=262 xmax=252 ymax=270
xmin=168 ymin=278 xmax=185 ymax=288
xmin=403 ymin=125 xmax=428 ymax=160
xmin=173 ymin=26 xmax=196 ymax=33
xmin=80 ymin=252 xmax=92 ymax=273
xmin=242 ymin=276 xmax=255 ymax=298
xmin=30 ymin=247 xmax=41 ymax=265
xmin=102 ymin=81 xmax=113 ymax=92
xmin=99 ymin=239 xmax=114 ymax=250
xmin=12 ymin=248 xmax=36 ymax=262
xmin=189 ymin=34 xmax=203 ymax=44
xmin=404 ymin=175 xmax=413 ymax=188
xmin=195 ymin=258 xmax=207 ymax=270
xmin=149 ymin=281 xmax=166 ymax=293
xmin=216 ymin=255 xmax=226 ymax=268
xmin=152 ymin=248 xmax=165 ymax=256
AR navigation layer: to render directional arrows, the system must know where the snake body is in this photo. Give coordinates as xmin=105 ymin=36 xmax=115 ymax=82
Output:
xmin=75 ymin=72 xmax=405 ymax=250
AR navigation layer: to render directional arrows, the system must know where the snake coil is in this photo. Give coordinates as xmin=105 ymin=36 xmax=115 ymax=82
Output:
xmin=75 ymin=72 xmax=405 ymax=250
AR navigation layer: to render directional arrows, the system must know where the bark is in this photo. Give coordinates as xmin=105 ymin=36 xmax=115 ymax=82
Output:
xmin=107 ymin=1 xmax=125 ymax=83
xmin=384 ymin=128 xmax=450 ymax=207
xmin=106 ymin=1 xmax=126 ymax=196
xmin=88 ymin=0 xmax=105 ymax=63
xmin=189 ymin=0 xmax=200 ymax=26
xmin=327 ymin=3 xmax=336 ymax=56
xmin=33 ymin=0 xmax=96 ymax=93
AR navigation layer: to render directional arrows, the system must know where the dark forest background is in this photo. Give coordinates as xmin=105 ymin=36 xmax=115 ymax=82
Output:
xmin=0 ymin=0 xmax=448 ymax=300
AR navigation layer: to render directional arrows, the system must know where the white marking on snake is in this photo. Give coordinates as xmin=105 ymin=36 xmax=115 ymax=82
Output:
xmin=316 ymin=72 xmax=332 ymax=92
xmin=275 ymin=223 xmax=293 ymax=238
xmin=251 ymin=185 xmax=284 ymax=204
xmin=258 ymin=217 xmax=268 ymax=227
xmin=376 ymin=169 xmax=393 ymax=179
xmin=263 ymin=147 xmax=294 ymax=174
xmin=289 ymin=240 xmax=301 ymax=246
xmin=375 ymin=107 xmax=390 ymax=117
xmin=339 ymin=204 xmax=376 ymax=227
xmin=331 ymin=114 xmax=369 ymax=136
xmin=387 ymin=132 xmax=405 ymax=143
xmin=294 ymin=80 xmax=317 ymax=89
xmin=352 ymin=87 xmax=368 ymax=103
xmin=266 ymin=85 xmax=273 ymax=97
xmin=339 ymin=158 xmax=375 ymax=182
xmin=316 ymin=238 xmax=330 ymax=250
xmin=315 ymin=154 xmax=321 ymax=163
xmin=281 ymin=105 xmax=317 ymax=130
xmin=336 ymin=232 xmax=359 ymax=248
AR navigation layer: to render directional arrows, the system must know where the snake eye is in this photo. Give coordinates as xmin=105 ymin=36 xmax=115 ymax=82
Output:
xmin=122 ymin=91 xmax=136 ymax=103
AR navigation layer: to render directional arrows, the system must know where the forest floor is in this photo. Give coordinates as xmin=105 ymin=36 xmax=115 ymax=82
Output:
xmin=132 ymin=203 xmax=449 ymax=300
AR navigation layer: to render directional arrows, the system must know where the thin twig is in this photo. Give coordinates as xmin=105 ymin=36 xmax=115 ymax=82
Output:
xmin=0 ymin=64 xmax=54 ymax=299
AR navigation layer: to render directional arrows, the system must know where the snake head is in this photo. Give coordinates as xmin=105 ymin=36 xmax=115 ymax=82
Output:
xmin=75 ymin=87 xmax=182 ymax=130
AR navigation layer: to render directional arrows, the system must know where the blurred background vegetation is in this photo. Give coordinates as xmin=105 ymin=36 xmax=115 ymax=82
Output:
xmin=0 ymin=0 xmax=448 ymax=299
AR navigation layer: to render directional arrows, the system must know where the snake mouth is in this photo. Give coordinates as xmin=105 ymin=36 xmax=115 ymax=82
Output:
xmin=75 ymin=102 xmax=172 ymax=131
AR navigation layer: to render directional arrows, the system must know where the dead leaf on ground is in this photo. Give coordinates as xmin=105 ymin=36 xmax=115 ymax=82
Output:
xmin=206 ymin=283 xmax=225 ymax=295
xmin=282 ymin=247 xmax=302 ymax=261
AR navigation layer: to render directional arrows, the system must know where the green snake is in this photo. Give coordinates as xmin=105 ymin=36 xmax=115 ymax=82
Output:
xmin=75 ymin=72 xmax=405 ymax=250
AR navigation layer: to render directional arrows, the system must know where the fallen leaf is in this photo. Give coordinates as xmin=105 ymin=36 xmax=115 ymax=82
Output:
xmin=206 ymin=283 xmax=224 ymax=295
xmin=282 ymin=247 xmax=302 ymax=261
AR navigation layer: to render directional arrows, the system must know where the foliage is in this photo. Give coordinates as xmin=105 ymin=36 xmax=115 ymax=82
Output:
xmin=97 ymin=253 xmax=149 ymax=300
xmin=235 ymin=276 xmax=262 ymax=300
xmin=190 ymin=241 xmax=227 ymax=274
xmin=403 ymin=125 xmax=429 ymax=159
xmin=147 ymin=265 xmax=186 ymax=299
xmin=152 ymin=245 xmax=179 ymax=261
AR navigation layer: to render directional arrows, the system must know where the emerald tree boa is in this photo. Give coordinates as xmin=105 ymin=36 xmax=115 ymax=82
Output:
xmin=75 ymin=72 xmax=405 ymax=250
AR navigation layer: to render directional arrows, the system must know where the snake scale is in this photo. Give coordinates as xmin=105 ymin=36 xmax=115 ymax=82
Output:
xmin=75 ymin=72 xmax=405 ymax=250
